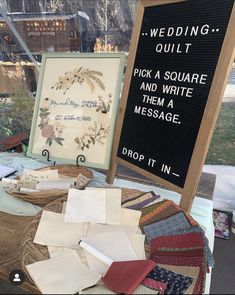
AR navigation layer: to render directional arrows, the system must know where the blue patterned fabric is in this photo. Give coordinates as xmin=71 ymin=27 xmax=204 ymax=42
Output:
xmin=143 ymin=212 xmax=191 ymax=241
xmin=146 ymin=266 xmax=193 ymax=294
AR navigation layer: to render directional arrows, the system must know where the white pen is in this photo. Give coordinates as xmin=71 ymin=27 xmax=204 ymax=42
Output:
xmin=1 ymin=178 xmax=18 ymax=184
xmin=36 ymin=180 xmax=76 ymax=191
xmin=79 ymin=240 xmax=113 ymax=266
xmin=1 ymin=178 xmax=38 ymax=189
xmin=19 ymin=187 xmax=41 ymax=193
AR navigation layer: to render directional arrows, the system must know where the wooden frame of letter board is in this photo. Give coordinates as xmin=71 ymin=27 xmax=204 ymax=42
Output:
xmin=107 ymin=0 xmax=235 ymax=212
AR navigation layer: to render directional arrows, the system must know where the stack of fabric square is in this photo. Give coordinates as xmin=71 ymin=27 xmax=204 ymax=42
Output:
xmin=123 ymin=192 xmax=214 ymax=294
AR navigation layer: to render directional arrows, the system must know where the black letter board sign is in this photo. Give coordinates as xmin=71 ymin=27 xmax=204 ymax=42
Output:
xmin=107 ymin=0 xmax=235 ymax=211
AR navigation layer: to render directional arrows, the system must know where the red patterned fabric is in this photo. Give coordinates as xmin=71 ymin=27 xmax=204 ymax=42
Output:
xmin=102 ymin=260 xmax=156 ymax=294
xmin=150 ymin=232 xmax=204 ymax=252
xmin=142 ymin=278 xmax=167 ymax=294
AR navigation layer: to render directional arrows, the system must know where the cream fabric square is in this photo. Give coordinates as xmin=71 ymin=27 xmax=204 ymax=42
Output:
xmin=87 ymin=224 xmax=145 ymax=259
xmin=26 ymin=251 xmax=101 ymax=294
xmin=121 ymin=208 xmax=141 ymax=226
xmin=47 ymin=246 xmax=88 ymax=265
xmin=65 ymin=188 xmax=121 ymax=224
xmin=81 ymin=230 xmax=139 ymax=274
xmin=87 ymin=223 xmax=140 ymax=236
xmin=104 ymin=189 xmax=122 ymax=224
xmin=82 ymin=230 xmax=137 ymax=262
xmin=65 ymin=189 xmax=106 ymax=223
xmin=34 ymin=211 xmax=84 ymax=249
xmin=128 ymin=233 xmax=146 ymax=260
xmin=47 ymin=246 xmax=72 ymax=258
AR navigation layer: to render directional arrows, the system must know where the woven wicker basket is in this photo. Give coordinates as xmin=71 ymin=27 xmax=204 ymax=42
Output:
xmin=7 ymin=165 xmax=93 ymax=207
xmin=19 ymin=188 xmax=144 ymax=288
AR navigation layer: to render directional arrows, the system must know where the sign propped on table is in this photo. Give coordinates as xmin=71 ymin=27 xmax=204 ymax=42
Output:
xmin=107 ymin=0 xmax=235 ymax=212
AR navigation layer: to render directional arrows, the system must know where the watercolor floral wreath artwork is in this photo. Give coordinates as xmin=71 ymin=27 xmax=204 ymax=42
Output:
xmin=74 ymin=94 xmax=113 ymax=151
xmin=74 ymin=121 xmax=110 ymax=151
xmin=38 ymin=106 xmax=65 ymax=146
xmin=37 ymin=66 xmax=113 ymax=148
xmin=96 ymin=94 xmax=112 ymax=114
xmin=52 ymin=67 xmax=105 ymax=94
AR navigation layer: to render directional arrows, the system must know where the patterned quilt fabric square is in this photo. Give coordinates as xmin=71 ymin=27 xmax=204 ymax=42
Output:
xmin=140 ymin=202 xmax=181 ymax=227
xmin=124 ymin=193 xmax=162 ymax=210
xmin=150 ymin=232 xmax=204 ymax=253
xmin=213 ymin=210 xmax=230 ymax=239
xmin=142 ymin=266 xmax=193 ymax=295
xmin=143 ymin=212 xmax=191 ymax=241
xmin=140 ymin=201 xmax=168 ymax=218
xmin=149 ymin=254 xmax=206 ymax=294
xmin=153 ymin=226 xmax=214 ymax=268
xmin=157 ymin=264 xmax=200 ymax=295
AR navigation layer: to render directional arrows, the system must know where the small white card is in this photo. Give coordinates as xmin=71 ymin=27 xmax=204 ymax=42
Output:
xmin=76 ymin=174 xmax=91 ymax=189
xmin=21 ymin=169 xmax=59 ymax=182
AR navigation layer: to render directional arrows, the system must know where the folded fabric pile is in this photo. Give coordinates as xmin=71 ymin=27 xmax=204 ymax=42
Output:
xmin=123 ymin=194 xmax=215 ymax=294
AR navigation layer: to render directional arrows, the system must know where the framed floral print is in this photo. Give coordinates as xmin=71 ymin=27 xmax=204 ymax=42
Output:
xmin=27 ymin=52 xmax=125 ymax=169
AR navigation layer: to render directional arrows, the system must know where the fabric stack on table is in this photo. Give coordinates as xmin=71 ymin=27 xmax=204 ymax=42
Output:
xmin=23 ymin=188 xmax=214 ymax=294
xmin=123 ymin=193 xmax=215 ymax=294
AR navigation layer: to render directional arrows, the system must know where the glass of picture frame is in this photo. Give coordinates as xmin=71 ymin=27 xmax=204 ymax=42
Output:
xmin=27 ymin=52 xmax=125 ymax=169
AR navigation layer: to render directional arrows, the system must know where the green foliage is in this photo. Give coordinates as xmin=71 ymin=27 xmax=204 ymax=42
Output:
xmin=0 ymin=106 xmax=13 ymax=139
xmin=206 ymin=103 xmax=235 ymax=165
xmin=0 ymin=88 xmax=35 ymax=138
xmin=39 ymin=108 xmax=50 ymax=119
xmin=55 ymin=137 xmax=64 ymax=145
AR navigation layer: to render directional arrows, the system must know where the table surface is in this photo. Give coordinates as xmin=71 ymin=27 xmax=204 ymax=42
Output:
xmin=0 ymin=212 xmax=38 ymax=293
xmin=116 ymin=165 xmax=216 ymax=200
xmin=0 ymin=168 xmax=216 ymax=293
